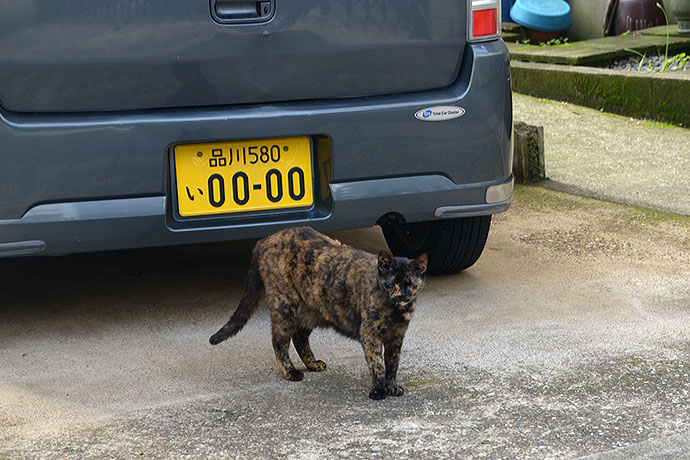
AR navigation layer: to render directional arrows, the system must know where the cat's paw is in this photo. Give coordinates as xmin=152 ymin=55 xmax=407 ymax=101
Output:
xmin=385 ymin=382 xmax=404 ymax=397
xmin=307 ymin=360 xmax=327 ymax=372
xmin=284 ymin=369 xmax=304 ymax=381
xmin=368 ymin=387 xmax=387 ymax=400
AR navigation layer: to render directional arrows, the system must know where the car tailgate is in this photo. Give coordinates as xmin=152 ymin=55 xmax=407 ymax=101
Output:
xmin=0 ymin=0 xmax=467 ymax=113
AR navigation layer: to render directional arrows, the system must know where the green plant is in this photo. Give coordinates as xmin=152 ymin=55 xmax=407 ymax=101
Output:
xmin=624 ymin=48 xmax=652 ymax=71
xmin=669 ymin=52 xmax=690 ymax=69
xmin=657 ymin=2 xmax=672 ymax=71
xmin=539 ymin=36 xmax=569 ymax=47
xmin=518 ymin=36 xmax=569 ymax=46
xmin=623 ymin=3 xmax=686 ymax=73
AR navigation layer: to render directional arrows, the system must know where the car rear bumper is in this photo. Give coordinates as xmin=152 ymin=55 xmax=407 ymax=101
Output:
xmin=0 ymin=175 xmax=512 ymax=257
xmin=0 ymin=41 xmax=512 ymax=257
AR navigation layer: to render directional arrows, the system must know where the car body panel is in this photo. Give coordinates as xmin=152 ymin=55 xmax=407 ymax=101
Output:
xmin=0 ymin=42 xmax=510 ymax=221
xmin=0 ymin=0 xmax=466 ymax=112
xmin=0 ymin=0 xmax=513 ymax=258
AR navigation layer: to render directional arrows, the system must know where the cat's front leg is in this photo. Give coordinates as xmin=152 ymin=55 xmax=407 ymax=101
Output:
xmin=361 ymin=334 xmax=386 ymax=400
xmin=384 ymin=338 xmax=404 ymax=397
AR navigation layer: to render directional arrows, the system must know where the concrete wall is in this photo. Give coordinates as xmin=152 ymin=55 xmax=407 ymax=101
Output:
xmin=511 ymin=61 xmax=690 ymax=127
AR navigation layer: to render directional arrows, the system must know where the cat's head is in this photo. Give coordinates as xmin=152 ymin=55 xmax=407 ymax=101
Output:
xmin=376 ymin=251 xmax=428 ymax=308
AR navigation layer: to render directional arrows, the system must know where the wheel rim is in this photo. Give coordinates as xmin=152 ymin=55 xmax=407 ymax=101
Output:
xmin=391 ymin=221 xmax=431 ymax=253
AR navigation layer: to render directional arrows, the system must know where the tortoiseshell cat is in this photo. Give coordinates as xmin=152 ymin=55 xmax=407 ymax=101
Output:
xmin=210 ymin=226 xmax=427 ymax=400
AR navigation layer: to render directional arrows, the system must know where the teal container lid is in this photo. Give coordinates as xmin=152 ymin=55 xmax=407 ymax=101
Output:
xmin=510 ymin=0 xmax=572 ymax=32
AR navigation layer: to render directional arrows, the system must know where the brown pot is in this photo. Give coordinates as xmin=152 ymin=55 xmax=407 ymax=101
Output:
xmin=525 ymin=28 xmax=561 ymax=43
xmin=615 ymin=0 xmax=666 ymax=34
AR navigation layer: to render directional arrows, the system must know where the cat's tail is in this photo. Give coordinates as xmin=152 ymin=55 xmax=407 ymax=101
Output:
xmin=209 ymin=258 xmax=263 ymax=345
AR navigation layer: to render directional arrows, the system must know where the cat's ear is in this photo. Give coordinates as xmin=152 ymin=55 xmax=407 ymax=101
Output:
xmin=377 ymin=251 xmax=394 ymax=273
xmin=411 ymin=253 xmax=428 ymax=275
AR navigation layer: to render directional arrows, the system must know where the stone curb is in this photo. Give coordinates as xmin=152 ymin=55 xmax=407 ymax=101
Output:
xmin=510 ymin=61 xmax=690 ymax=127
xmin=506 ymin=26 xmax=690 ymax=66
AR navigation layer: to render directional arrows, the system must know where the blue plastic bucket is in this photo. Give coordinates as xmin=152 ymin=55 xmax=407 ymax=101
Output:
xmin=510 ymin=0 xmax=572 ymax=32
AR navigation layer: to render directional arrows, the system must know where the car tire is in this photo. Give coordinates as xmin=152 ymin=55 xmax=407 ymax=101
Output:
xmin=381 ymin=215 xmax=491 ymax=275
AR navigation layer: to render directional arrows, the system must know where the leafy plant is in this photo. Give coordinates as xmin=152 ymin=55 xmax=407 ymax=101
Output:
xmin=519 ymin=36 xmax=569 ymax=46
xmin=622 ymin=3 xmax=687 ymax=73
xmin=624 ymin=48 xmax=651 ymax=71
xmin=669 ymin=52 xmax=689 ymax=69
xmin=657 ymin=2 xmax=672 ymax=71
xmin=539 ymin=36 xmax=569 ymax=47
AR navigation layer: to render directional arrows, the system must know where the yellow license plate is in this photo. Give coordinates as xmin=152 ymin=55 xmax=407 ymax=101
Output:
xmin=174 ymin=137 xmax=313 ymax=217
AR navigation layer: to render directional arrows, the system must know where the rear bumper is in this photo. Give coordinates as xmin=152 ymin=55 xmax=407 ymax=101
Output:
xmin=0 ymin=41 xmax=512 ymax=256
xmin=0 ymin=175 xmax=512 ymax=257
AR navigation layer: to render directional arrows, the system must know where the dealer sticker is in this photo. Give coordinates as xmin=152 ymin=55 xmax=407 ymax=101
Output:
xmin=414 ymin=106 xmax=466 ymax=121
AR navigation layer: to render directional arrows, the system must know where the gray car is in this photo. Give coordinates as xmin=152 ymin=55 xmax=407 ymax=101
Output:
xmin=0 ymin=0 xmax=512 ymax=274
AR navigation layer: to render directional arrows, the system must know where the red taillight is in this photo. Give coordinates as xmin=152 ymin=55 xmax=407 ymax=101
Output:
xmin=472 ymin=8 xmax=498 ymax=38
xmin=469 ymin=1 xmax=500 ymax=42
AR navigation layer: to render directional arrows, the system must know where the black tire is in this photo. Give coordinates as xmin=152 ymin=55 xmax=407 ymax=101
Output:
xmin=381 ymin=215 xmax=491 ymax=275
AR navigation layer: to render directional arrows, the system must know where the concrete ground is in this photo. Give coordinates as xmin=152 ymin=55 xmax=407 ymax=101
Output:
xmin=513 ymin=93 xmax=690 ymax=216
xmin=1 ymin=186 xmax=689 ymax=460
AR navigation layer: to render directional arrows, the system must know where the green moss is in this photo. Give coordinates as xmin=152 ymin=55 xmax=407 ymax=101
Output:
xmin=642 ymin=120 xmax=682 ymax=129
xmin=514 ymin=185 xmax=690 ymax=230
xmin=455 ymin=387 xmax=483 ymax=399
xmin=621 ymin=355 xmax=647 ymax=366
xmin=512 ymin=67 xmax=647 ymax=118
xmin=605 ymin=206 xmax=690 ymax=228
xmin=511 ymin=63 xmax=689 ymax=127
xmin=541 ymin=352 xmax=690 ymax=398
xmin=514 ymin=184 xmax=592 ymax=212
xmin=507 ymin=33 xmax=690 ymax=66
xmin=652 ymin=78 xmax=690 ymax=126
xmin=404 ymin=379 xmax=434 ymax=388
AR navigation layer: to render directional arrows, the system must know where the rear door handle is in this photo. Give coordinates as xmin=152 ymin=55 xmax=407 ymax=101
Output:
xmin=211 ymin=0 xmax=274 ymax=24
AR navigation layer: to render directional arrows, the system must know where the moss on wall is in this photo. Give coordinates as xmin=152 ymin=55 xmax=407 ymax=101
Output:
xmin=652 ymin=78 xmax=689 ymax=127
xmin=511 ymin=62 xmax=689 ymax=127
